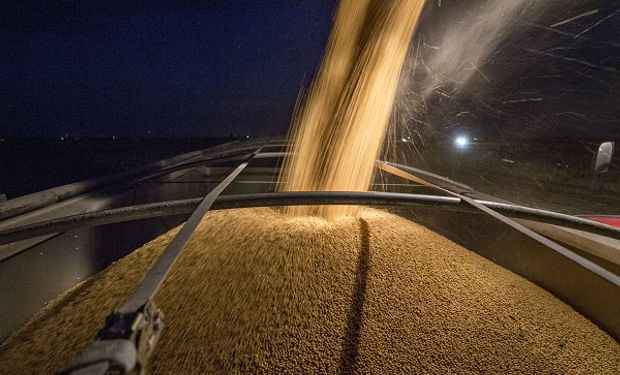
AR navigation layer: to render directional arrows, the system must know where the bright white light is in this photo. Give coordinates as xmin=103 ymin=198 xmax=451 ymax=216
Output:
xmin=454 ymin=136 xmax=469 ymax=148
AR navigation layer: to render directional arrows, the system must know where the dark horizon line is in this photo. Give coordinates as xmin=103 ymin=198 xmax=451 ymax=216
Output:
xmin=0 ymin=134 xmax=267 ymax=140
xmin=0 ymin=134 xmax=616 ymax=143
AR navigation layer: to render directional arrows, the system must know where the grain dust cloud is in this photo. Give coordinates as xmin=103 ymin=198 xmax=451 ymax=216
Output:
xmin=279 ymin=0 xmax=426 ymax=219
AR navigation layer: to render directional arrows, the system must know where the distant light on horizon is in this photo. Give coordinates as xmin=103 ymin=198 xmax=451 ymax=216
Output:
xmin=454 ymin=135 xmax=469 ymax=148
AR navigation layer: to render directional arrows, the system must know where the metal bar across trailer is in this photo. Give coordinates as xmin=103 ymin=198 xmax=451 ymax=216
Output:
xmin=1 ymin=192 xmax=619 ymax=253
xmin=376 ymin=161 xmax=620 ymax=288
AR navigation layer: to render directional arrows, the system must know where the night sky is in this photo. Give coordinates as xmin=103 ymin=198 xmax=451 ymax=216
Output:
xmin=1 ymin=1 xmax=337 ymax=137
xmin=1 ymin=0 xmax=618 ymax=140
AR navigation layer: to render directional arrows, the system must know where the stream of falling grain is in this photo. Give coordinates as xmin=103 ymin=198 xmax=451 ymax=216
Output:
xmin=279 ymin=0 xmax=426 ymax=219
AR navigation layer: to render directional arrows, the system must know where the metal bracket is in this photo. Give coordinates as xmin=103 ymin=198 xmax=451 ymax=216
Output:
xmin=59 ymin=301 xmax=163 ymax=375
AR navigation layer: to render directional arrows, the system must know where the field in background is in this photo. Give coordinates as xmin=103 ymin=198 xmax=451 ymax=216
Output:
xmin=1 ymin=137 xmax=617 ymax=216
xmin=0 ymin=137 xmax=232 ymax=199
xmin=390 ymin=138 xmax=620 ymax=215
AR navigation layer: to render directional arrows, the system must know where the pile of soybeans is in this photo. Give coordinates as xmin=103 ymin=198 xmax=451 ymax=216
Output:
xmin=0 ymin=207 xmax=618 ymax=374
